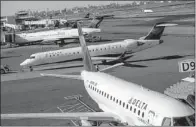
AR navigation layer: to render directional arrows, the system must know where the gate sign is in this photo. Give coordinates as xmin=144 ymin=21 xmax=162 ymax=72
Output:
xmin=178 ymin=59 xmax=195 ymax=72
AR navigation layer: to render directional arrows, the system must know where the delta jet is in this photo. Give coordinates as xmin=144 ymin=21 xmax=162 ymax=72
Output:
xmin=2 ymin=22 xmax=194 ymax=126
xmin=20 ymin=22 xmax=177 ymax=71
xmin=50 ymin=13 xmax=91 ymax=27
xmin=3 ymin=16 xmax=104 ymax=46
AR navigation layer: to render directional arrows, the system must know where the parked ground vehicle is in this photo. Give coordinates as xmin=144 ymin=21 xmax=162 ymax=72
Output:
xmin=1 ymin=65 xmax=10 ymax=74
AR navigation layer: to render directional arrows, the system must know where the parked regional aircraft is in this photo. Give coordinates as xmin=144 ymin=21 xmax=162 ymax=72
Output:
xmin=50 ymin=13 xmax=91 ymax=27
xmin=64 ymin=13 xmax=90 ymax=23
xmin=3 ymin=16 xmax=104 ymax=46
xmin=2 ymin=22 xmax=194 ymax=126
xmin=20 ymin=22 xmax=177 ymax=71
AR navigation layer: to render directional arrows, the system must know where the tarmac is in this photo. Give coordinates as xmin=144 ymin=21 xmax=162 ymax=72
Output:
xmin=1 ymin=3 xmax=195 ymax=126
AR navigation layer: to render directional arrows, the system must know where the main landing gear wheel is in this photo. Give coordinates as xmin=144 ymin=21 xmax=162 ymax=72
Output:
xmin=102 ymin=60 xmax=107 ymax=64
xmin=29 ymin=66 xmax=33 ymax=72
xmin=95 ymin=64 xmax=100 ymax=71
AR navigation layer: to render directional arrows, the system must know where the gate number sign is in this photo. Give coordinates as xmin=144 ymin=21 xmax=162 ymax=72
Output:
xmin=178 ymin=59 xmax=195 ymax=72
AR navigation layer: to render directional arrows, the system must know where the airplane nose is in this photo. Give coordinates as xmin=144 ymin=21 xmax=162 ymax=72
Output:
xmin=20 ymin=59 xmax=29 ymax=67
xmin=20 ymin=61 xmax=26 ymax=67
xmin=159 ymin=40 xmax=164 ymax=44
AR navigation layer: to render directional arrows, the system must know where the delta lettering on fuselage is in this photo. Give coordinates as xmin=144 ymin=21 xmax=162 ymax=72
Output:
xmin=128 ymin=97 xmax=148 ymax=110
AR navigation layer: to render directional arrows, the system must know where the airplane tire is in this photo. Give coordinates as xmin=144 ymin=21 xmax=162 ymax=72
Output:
xmin=30 ymin=66 xmax=33 ymax=72
xmin=102 ymin=60 xmax=107 ymax=64
xmin=59 ymin=44 xmax=64 ymax=47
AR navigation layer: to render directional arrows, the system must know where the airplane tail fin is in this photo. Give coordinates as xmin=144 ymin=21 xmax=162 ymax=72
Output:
xmin=77 ymin=22 xmax=97 ymax=72
xmin=84 ymin=13 xmax=90 ymax=18
xmin=139 ymin=22 xmax=177 ymax=40
xmin=88 ymin=16 xmax=104 ymax=28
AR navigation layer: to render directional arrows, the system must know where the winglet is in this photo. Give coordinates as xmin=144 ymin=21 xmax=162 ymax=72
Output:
xmin=77 ymin=22 xmax=97 ymax=72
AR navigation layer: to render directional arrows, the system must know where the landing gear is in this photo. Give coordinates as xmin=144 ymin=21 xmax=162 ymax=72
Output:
xmin=95 ymin=64 xmax=100 ymax=71
xmin=29 ymin=66 xmax=33 ymax=72
xmin=58 ymin=40 xmax=65 ymax=47
xmin=102 ymin=60 xmax=107 ymax=64
xmin=59 ymin=43 xmax=64 ymax=47
xmin=85 ymin=35 xmax=102 ymax=43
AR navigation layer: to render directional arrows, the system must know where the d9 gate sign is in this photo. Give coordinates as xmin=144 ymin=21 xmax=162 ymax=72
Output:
xmin=178 ymin=59 xmax=195 ymax=72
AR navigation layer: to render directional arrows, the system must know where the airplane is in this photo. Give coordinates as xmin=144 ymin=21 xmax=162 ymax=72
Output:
xmin=3 ymin=16 xmax=104 ymax=47
xmin=49 ymin=13 xmax=91 ymax=27
xmin=20 ymin=22 xmax=177 ymax=71
xmin=64 ymin=12 xmax=90 ymax=23
xmin=1 ymin=22 xmax=195 ymax=126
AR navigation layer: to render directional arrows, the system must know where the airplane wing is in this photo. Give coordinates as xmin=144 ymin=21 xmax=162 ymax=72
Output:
xmin=1 ymin=112 xmax=120 ymax=122
xmin=41 ymin=36 xmax=79 ymax=43
xmin=40 ymin=73 xmax=82 ymax=80
xmin=99 ymin=62 xmax=124 ymax=72
xmin=41 ymin=38 xmax=59 ymax=42
xmin=92 ymin=56 xmax=119 ymax=61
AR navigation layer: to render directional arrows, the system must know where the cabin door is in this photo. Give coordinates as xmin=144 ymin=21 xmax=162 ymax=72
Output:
xmin=147 ymin=110 xmax=155 ymax=125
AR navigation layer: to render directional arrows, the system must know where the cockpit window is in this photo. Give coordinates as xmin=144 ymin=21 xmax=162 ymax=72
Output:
xmin=162 ymin=117 xmax=171 ymax=126
xmin=173 ymin=114 xmax=195 ymax=126
xmin=29 ymin=56 xmax=35 ymax=59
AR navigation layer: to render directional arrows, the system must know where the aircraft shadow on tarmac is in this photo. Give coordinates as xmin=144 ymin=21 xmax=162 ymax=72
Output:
xmin=126 ymin=54 xmax=194 ymax=63
xmin=0 ymin=55 xmax=22 ymax=59
xmin=37 ymin=54 xmax=193 ymax=71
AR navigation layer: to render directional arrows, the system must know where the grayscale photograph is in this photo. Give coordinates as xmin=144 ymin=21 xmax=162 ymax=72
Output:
xmin=1 ymin=0 xmax=195 ymax=126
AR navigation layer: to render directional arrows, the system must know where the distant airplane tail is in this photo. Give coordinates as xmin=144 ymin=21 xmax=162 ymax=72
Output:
xmin=77 ymin=22 xmax=97 ymax=72
xmin=84 ymin=13 xmax=90 ymax=18
xmin=88 ymin=16 xmax=104 ymax=28
xmin=71 ymin=16 xmax=104 ymax=29
xmin=139 ymin=22 xmax=177 ymax=40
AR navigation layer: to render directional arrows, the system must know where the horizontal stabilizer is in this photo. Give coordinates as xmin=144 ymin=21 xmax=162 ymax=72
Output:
xmin=100 ymin=62 xmax=124 ymax=72
xmin=1 ymin=112 xmax=120 ymax=122
xmin=156 ymin=23 xmax=178 ymax=27
xmin=40 ymin=73 xmax=82 ymax=80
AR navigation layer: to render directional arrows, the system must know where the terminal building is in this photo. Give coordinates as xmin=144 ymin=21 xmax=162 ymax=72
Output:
xmin=15 ymin=11 xmax=38 ymax=25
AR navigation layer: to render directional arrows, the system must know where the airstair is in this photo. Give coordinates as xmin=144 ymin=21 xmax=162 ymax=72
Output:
xmin=164 ymin=72 xmax=195 ymax=109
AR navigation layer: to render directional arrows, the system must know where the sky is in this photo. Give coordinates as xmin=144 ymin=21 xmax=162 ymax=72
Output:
xmin=1 ymin=1 xmax=134 ymax=16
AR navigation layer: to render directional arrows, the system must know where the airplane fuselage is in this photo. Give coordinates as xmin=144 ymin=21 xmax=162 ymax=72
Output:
xmin=20 ymin=39 xmax=162 ymax=67
xmin=13 ymin=28 xmax=101 ymax=44
xmin=82 ymin=70 xmax=194 ymax=126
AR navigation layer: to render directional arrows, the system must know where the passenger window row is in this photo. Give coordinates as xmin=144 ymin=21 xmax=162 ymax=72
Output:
xmin=45 ymin=45 xmax=123 ymax=57
xmin=88 ymin=84 xmax=145 ymax=118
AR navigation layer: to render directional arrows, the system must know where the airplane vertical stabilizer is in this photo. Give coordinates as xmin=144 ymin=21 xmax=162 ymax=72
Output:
xmin=88 ymin=16 xmax=104 ymax=28
xmin=77 ymin=22 xmax=97 ymax=72
xmin=140 ymin=22 xmax=177 ymax=40
xmin=84 ymin=13 xmax=90 ymax=18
